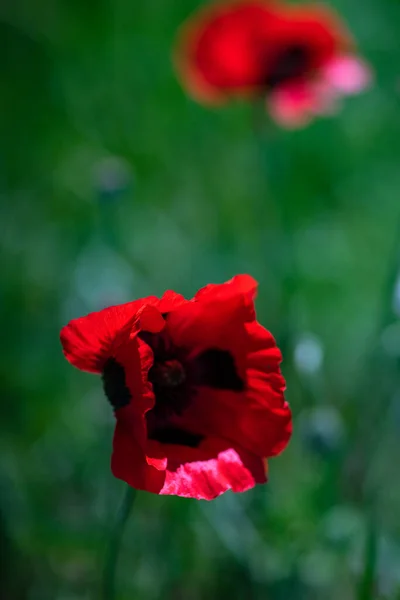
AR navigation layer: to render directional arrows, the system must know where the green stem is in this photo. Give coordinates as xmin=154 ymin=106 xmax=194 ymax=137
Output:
xmin=357 ymin=507 xmax=378 ymax=600
xmin=102 ymin=486 xmax=136 ymax=600
xmin=252 ymin=101 xmax=299 ymax=358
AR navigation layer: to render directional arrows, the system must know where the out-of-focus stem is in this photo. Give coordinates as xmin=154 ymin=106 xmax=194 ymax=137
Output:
xmin=251 ymin=101 xmax=300 ymax=362
xmin=357 ymin=507 xmax=378 ymax=600
xmin=102 ymin=486 xmax=136 ymax=600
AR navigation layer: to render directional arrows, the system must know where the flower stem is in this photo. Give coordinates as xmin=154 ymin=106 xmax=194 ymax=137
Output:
xmin=357 ymin=505 xmax=378 ymax=600
xmin=102 ymin=486 xmax=136 ymax=600
xmin=251 ymin=101 xmax=299 ymax=358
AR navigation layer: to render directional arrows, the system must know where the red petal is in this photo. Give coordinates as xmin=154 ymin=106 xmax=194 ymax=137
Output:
xmin=113 ymin=413 xmax=266 ymax=500
xmin=111 ymin=414 xmax=166 ymax=494
xmin=194 ymin=273 xmax=257 ymax=307
xmin=175 ymin=0 xmax=354 ymax=106
xmin=176 ymin=320 xmax=292 ymax=458
xmin=133 ymin=304 xmax=166 ymax=334
xmin=60 ymin=297 xmax=160 ymax=373
xmin=182 ymin=388 xmax=292 ymax=459
xmin=161 ymin=446 xmax=267 ymax=500
xmin=175 ymin=1 xmax=276 ymax=102
xmin=271 ymin=3 xmax=352 ymax=66
xmin=167 ymin=275 xmax=257 ymax=378
xmin=158 ymin=289 xmax=188 ymax=312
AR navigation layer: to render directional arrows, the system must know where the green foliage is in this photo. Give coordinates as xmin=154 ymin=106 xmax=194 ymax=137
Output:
xmin=1 ymin=0 xmax=400 ymax=598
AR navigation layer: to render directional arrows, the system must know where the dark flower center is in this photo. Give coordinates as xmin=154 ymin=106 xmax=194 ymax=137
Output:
xmin=151 ymin=359 xmax=186 ymax=388
xmin=264 ymin=44 xmax=310 ymax=90
xmin=102 ymin=323 xmax=245 ymax=448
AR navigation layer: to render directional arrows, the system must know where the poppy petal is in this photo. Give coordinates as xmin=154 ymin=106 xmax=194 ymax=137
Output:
xmin=322 ymin=55 xmax=372 ymax=95
xmin=175 ymin=321 xmax=291 ymax=458
xmin=194 ymin=273 xmax=257 ymax=307
xmin=268 ymin=79 xmax=340 ymax=127
xmin=167 ymin=275 xmax=257 ymax=377
xmin=60 ymin=297 xmax=158 ymax=373
xmin=161 ymin=447 xmax=267 ymax=500
xmin=111 ymin=414 xmax=166 ymax=494
xmin=158 ymin=290 xmax=188 ymax=313
xmin=268 ymin=82 xmax=317 ymax=127
xmin=175 ymin=1 xmax=276 ymax=102
xmin=181 ymin=387 xmax=292 ymax=459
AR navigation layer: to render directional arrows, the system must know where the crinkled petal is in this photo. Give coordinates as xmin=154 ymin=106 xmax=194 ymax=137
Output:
xmin=166 ymin=275 xmax=257 ymax=380
xmin=161 ymin=447 xmax=267 ymax=500
xmin=175 ymin=321 xmax=292 ymax=458
xmin=60 ymin=297 xmax=159 ymax=373
xmin=113 ymin=418 xmax=266 ymax=499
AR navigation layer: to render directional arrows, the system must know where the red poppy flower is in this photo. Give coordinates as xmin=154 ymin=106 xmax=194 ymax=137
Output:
xmin=60 ymin=275 xmax=292 ymax=500
xmin=175 ymin=0 xmax=371 ymax=127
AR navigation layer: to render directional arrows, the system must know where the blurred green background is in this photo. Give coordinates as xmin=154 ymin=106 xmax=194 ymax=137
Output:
xmin=2 ymin=0 xmax=400 ymax=598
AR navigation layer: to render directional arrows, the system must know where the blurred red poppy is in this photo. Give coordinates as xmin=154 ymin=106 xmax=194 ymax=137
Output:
xmin=60 ymin=275 xmax=292 ymax=500
xmin=175 ymin=0 xmax=371 ymax=127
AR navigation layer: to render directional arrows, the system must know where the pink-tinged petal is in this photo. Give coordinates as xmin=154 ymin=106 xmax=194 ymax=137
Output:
xmin=160 ymin=447 xmax=267 ymax=500
xmin=147 ymin=455 xmax=168 ymax=471
xmin=323 ymin=55 xmax=372 ymax=95
xmin=60 ymin=297 xmax=158 ymax=373
xmin=308 ymin=79 xmax=341 ymax=116
xmin=268 ymin=83 xmax=316 ymax=128
xmin=268 ymin=80 xmax=340 ymax=127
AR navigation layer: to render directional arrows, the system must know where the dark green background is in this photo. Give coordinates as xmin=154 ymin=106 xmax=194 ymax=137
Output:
xmin=1 ymin=0 xmax=400 ymax=598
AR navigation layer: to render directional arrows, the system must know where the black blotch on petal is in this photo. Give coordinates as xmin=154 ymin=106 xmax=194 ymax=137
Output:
xmin=193 ymin=348 xmax=244 ymax=391
xmin=265 ymin=44 xmax=310 ymax=89
xmin=102 ymin=358 xmax=131 ymax=410
xmin=149 ymin=427 xmax=204 ymax=448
